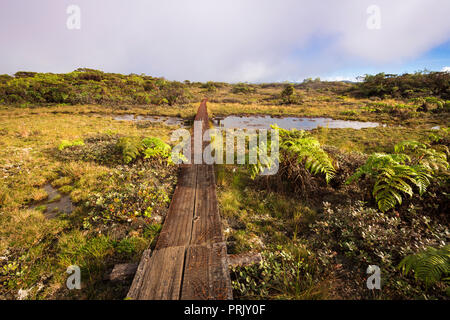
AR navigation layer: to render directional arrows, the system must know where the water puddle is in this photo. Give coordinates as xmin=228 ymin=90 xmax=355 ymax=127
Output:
xmin=212 ymin=116 xmax=380 ymax=130
xmin=30 ymin=184 xmax=73 ymax=219
xmin=112 ymin=114 xmax=189 ymax=127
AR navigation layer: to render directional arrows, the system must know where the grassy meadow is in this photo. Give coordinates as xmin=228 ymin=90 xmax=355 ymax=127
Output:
xmin=0 ymin=110 xmax=179 ymax=299
xmin=0 ymin=70 xmax=449 ymax=300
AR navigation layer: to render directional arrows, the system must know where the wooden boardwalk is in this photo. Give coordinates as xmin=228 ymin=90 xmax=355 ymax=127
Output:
xmin=127 ymin=99 xmax=232 ymax=300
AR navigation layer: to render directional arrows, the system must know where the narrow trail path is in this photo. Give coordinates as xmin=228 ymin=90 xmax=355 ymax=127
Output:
xmin=127 ymin=99 xmax=232 ymax=300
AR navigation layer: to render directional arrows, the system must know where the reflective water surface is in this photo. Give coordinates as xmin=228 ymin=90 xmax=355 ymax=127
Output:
xmin=212 ymin=115 xmax=380 ymax=130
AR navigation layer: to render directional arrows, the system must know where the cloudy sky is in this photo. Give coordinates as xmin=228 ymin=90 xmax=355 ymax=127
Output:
xmin=1 ymin=0 xmax=449 ymax=82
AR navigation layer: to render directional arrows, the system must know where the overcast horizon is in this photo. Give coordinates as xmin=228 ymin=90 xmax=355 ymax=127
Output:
xmin=1 ymin=0 xmax=450 ymax=82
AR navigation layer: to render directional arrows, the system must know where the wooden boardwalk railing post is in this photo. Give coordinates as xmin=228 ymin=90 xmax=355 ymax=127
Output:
xmin=127 ymin=99 xmax=232 ymax=300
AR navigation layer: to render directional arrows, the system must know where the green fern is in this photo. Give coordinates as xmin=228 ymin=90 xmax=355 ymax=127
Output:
xmin=276 ymin=125 xmax=335 ymax=183
xmin=347 ymin=141 xmax=448 ymax=212
xmin=347 ymin=152 xmax=433 ymax=212
xmin=142 ymin=137 xmax=171 ymax=159
xmin=372 ymin=164 xmax=431 ymax=212
xmin=395 ymin=140 xmax=449 ymax=172
xmin=346 ymin=153 xmax=410 ymax=184
xmin=394 ymin=140 xmax=426 ymax=153
xmin=117 ymin=137 xmax=144 ymax=164
xmin=411 ymin=165 xmax=433 ymax=195
xmin=398 ymin=245 xmax=450 ymax=287
xmin=246 ymin=126 xmax=335 ymax=182
xmin=116 ymin=136 xmax=172 ymax=164
xmin=247 ymin=139 xmax=277 ymax=180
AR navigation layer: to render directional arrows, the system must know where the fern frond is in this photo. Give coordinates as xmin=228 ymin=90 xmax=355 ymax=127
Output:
xmin=248 ymin=140 xmax=277 ymax=179
xmin=142 ymin=137 xmax=171 ymax=159
xmin=117 ymin=137 xmax=144 ymax=164
xmin=394 ymin=140 xmax=427 ymax=153
xmin=117 ymin=136 xmax=172 ymax=164
xmin=250 ymin=126 xmax=335 ymax=182
xmin=419 ymin=148 xmax=448 ymax=172
xmin=411 ymin=165 xmax=433 ymax=195
xmin=281 ymin=134 xmax=335 ymax=183
xmin=347 ymin=151 xmax=437 ymax=212
xmin=346 ymin=153 xmax=409 ymax=185
xmin=399 ymin=245 xmax=450 ymax=286
xmin=395 ymin=140 xmax=449 ymax=173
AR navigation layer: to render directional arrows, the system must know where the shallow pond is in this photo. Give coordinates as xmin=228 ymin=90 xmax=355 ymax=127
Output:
xmin=30 ymin=184 xmax=73 ymax=219
xmin=212 ymin=116 xmax=381 ymax=130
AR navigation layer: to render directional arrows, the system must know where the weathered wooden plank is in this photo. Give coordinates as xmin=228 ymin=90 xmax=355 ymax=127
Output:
xmin=180 ymin=242 xmax=232 ymax=300
xmin=126 ymin=249 xmax=152 ymax=299
xmin=191 ymin=165 xmax=224 ymax=245
xmin=155 ymin=165 xmax=197 ymax=250
xmin=128 ymin=246 xmax=186 ymax=300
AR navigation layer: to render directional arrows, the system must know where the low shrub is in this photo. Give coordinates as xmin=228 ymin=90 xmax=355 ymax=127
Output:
xmin=231 ymin=83 xmax=257 ymax=94
xmin=309 ymin=201 xmax=449 ymax=299
xmin=231 ymin=248 xmax=325 ymax=299
xmin=280 ymin=84 xmax=302 ymax=105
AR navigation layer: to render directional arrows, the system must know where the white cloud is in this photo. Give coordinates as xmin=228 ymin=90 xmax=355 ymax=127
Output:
xmin=0 ymin=0 xmax=449 ymax=81
xmin=442 ymin=67 xmax=450 ymax=72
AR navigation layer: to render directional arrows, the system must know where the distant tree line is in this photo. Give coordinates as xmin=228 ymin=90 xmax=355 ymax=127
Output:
xmin=1 ymin=69 xmax=449 ymax=106
xmin=349 ymin=71 xmax=450 ymax=99
xmin=0 ymin=69 xmax=193 ymax=106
